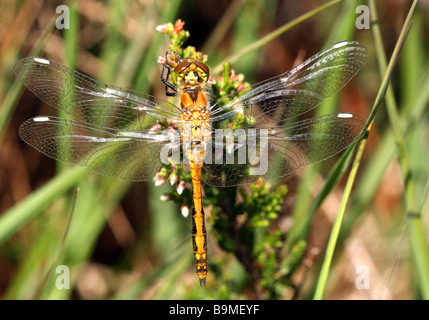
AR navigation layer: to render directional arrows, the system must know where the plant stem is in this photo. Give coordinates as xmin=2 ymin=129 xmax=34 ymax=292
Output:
xmin=313 ymin=0 xmax=417 ymax=300
xmin=369 ymin=0 xmax=429 ymax=299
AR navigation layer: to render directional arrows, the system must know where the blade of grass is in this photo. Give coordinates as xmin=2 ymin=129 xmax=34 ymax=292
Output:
xmin=288 ymin=0 xmax=363 ymax=253
xmin=313 ymin=132 xmax=368 ymax=300
xmin=98 ymin=0 xmax=128 ymax=83
xmin=133 ymin=0 xmax=182 ymax=92
xmin=212 ymin=0 xmax=343 ymax=74
xmin=338 ymin=5 xmax=428 ymax=241
xmin=113 ymin=243 xmax=191 ymax=299
xmin=0 ymin=167 xmax=87 ymax=246
xmin=116 ymin=2 xmax=159 ymax=86
xmin=133 ymin=0 xmax=186 ymax=293
xmin=57 ymin=0 xmax=79 ymax=173
xmin=152 ymin=251 xmax=194 ymax=299
xmin=0 ymin=14 xmax=57 ymax=141
xmin=64 ymin=1 xmax=79 ymax=70
xmin=313 ymin=0 xmax=417 ymax=300
xmin=228 ymin=0 xmax=265 ymax=81
xmin=344 ymin=57 xmax=429 ymax=238
xmin=39 ymin=177 xmax=130 ymax=299
xmin=37 ymin=188 xmax=79 ymax=299
xmin=369 ymin=0 xmax=429 ymax=299
xmin=200 ymin=0 xmax=245 ymax=55
xmin=286 ymin=140 xmax=358 ymax=247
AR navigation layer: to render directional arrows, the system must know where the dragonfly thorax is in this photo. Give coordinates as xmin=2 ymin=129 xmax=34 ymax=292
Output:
xmin=180 ymin=88 xmax=210 ymax=118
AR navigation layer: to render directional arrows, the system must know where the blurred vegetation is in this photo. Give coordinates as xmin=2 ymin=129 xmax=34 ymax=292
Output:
xmin=0 ymin=0 xmax=428 ymax=300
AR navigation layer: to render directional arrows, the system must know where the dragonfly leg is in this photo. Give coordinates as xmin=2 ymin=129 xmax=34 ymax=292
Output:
xmin=161 ymin=51 xmax=177 ymax=97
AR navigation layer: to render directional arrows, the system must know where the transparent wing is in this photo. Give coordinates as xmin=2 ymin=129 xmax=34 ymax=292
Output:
xmin=19 ymin=116 xmax=181 ymax=181
xmin=209 ymin=41 xmax=368 ymax=127
xmin=14 ymin=57 xmax=182 ymax=131
xmin=203 ymin=113 xmax=364 ymax=187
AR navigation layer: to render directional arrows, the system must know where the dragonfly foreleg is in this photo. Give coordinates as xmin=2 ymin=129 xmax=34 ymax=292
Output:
xmin=161 ymin=51 xmax=177 ymax=97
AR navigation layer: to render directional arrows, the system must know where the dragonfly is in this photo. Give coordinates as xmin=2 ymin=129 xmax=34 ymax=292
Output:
xmin=15 ymin=40 xmax=368 ymax=286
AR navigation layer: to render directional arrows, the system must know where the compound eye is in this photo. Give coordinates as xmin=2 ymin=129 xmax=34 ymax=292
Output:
xmin=194 ymin=62 xmax=209 ymax=81
xmin=174 ymin=61 xmax=191 ymax=73
xmin=195 ymin=61 xmax=209 ymax=75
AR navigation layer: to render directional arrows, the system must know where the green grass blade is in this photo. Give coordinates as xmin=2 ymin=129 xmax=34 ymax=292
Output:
xmin=212 ymin=0 xmax=343 ymax=74
xmin=286 ymin=141 xmax=358 ymax=247
xmin=0 ymin=15 xmax=56 ymax=141
xmin=200 ymin=0 xmax=245 ymax=55
xmin=288 ymin=0 xmax=363 ymax=255
xmin=313 ymin=0 xmax=417 ymax=300
xmin=368 ymin=0 xmax=429 ymax=299
xmin=0 ymin=167 xmax=86 ymax=246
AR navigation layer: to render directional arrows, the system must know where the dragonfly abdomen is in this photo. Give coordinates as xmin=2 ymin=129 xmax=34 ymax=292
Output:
xmin=189 ymin=149 xmax=208 ymax=286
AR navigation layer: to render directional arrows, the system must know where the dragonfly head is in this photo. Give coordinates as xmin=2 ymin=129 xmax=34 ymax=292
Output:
xmin=174 ymin=59 xmax=209 ymax=86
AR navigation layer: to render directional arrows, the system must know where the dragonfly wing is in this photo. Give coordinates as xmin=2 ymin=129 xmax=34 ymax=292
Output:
xmin=203 ymin=113 xmax=365 ymax=186
xmin=14 ymin=57 xmax=181 ymax=131
xmin=19 ymin=116 xmax=180 ymax=181
xmin=210 ymin=41 xmax=368 ymax=127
